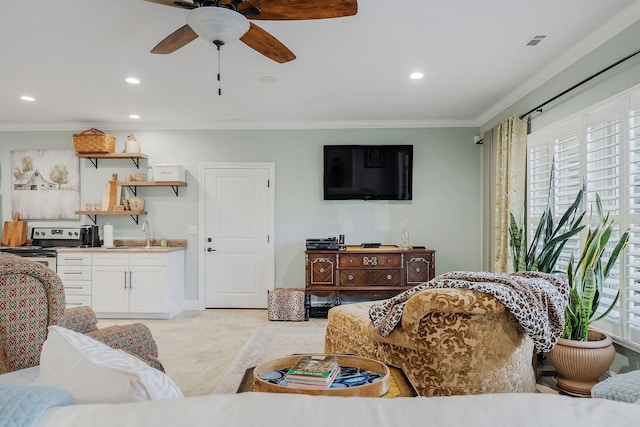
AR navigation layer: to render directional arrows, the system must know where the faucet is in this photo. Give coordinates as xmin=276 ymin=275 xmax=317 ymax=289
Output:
xmin=141 ymin=219 xmax=151 ymax=248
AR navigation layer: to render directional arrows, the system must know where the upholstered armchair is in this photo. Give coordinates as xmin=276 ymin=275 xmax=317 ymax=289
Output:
xmin=0 ymin=252 xmax=163 ymax=374
xmin=325 ymin=288 xmax=537 ymax=396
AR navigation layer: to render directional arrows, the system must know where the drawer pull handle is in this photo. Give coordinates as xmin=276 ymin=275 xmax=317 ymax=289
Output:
xmin=65 ymin=286 xmax=83 ymax=289
xmin=319 ymin=268 xmax=325 ymax=273
xmin=387 ymin=275 xmax=392 ymax=280
xmin=348 ymin=275 xmax=354 ymax=280
xmin=415 ymin=267 xmax=421 ymax=273
xmin=62 ymin=272 xmax=83 ymax=275
xmin=63 ymin=258 xmax=84 ymax=261
xmin=66 ymin=302 xmax=82 ymax=306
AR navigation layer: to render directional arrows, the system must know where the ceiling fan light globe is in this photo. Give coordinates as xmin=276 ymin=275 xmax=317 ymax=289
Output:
xmin=187 ymin=7 xmax=250 ymax=44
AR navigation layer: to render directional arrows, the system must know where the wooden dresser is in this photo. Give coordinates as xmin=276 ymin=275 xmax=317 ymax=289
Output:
xmin=304 ymin=245 xmax=435 ymax=317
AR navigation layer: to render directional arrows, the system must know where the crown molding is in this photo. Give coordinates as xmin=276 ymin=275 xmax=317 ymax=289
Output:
xmin=0 ymin=118 xmax=479 ymax=132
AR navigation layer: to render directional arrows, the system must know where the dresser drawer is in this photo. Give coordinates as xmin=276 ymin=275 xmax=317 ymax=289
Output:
xmin=57 ymin=265 xmax=92 ymax=281
xmin=307 ymin=253 xmax=336 ymax=286
xmin=406 ymin=255 xmax=433 ymax=284
xmin=339 ymin=254 xmax=401 ymax=268
xmin=339 ymin=269 xmax=401 ymax=286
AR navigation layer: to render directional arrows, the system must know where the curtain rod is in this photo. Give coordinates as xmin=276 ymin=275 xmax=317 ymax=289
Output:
xmin=519 ymin=47 xmax=640 ymax=120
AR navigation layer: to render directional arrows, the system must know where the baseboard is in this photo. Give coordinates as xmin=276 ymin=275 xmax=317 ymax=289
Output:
xmin=183 ymin=299 xmax=203 ymax=311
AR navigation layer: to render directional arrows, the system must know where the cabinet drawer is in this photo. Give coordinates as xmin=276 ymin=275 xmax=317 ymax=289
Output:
xmin=57 ymin=266 xmax=92 ymax=281
xmin=130 ymin=253 xmax=167 ymax=266
xmin=339 ymin=269 xmax=401 ymax=286
xmin=406 ymin=255 xmax=432 ymax=284
xmin=93 ymin=253 xmax=130 ymax=265
xmin=57 ymin=252 xmax=92 ymax=266
xmin=63 ymin=280 xmax=92 ymax=295
xmin=66 ymin=294 xmax=92 ymax=308
xmin=339 ymin=254 xmax=401 ymax=268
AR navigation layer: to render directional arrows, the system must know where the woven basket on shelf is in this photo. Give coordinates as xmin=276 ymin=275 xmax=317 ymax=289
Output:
xmin=73 ymin=128 xmax=116 ymax=153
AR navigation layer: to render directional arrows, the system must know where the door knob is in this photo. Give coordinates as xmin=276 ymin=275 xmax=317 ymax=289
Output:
xmin=207 ymin=247 xmax=216 ymax=252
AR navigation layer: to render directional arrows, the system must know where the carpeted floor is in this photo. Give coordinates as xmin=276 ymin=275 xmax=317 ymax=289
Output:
xmin=213 ymin=325 xmax=327 ymax=394
xmin=98 ymin=309 xmax=328 ymax=396
xmin=98 ymin=309 xmax=558 ymax=396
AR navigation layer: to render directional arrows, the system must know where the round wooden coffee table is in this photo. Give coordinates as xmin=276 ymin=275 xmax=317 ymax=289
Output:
xmin=252 ymin=354 xmax=390 ymax=397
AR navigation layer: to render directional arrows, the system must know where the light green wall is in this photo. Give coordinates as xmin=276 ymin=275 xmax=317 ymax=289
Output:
xmin=0 ymin=127 xmax=482 ymax=303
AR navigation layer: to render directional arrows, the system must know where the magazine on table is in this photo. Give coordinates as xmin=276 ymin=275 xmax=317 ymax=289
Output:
xmin=285 ymin=364 xmax=341 ymax=388
xmin=286 ymin=355 xmax=339 ymax=378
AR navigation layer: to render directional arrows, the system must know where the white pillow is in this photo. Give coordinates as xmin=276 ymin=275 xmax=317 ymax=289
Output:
xmin=38 ymin=325 xmax=183 ymax=404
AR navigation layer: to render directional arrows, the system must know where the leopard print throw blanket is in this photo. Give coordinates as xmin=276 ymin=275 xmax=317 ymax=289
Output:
xmin=369 ymin=271 xmax=569 ymax=353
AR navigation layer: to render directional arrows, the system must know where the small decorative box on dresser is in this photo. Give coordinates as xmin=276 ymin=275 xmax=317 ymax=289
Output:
xmin=305 ymin=245 xmax=435 ymax=317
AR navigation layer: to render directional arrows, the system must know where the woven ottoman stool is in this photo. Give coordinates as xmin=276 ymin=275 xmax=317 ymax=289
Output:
xmin=267 ymin=288 xmax=307 ymax=321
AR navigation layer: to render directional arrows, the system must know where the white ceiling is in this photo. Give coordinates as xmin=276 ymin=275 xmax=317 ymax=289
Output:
xmin=2 ymin=0 xmax=640 ymax=131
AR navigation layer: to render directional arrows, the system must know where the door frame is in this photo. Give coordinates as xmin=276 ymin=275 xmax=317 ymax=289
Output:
xmin=197 ymin=162 xmax=275 ymax=309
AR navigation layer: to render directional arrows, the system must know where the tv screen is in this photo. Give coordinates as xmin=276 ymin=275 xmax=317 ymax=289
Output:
xmin=323 ymin=145 xmax=413 ymax=200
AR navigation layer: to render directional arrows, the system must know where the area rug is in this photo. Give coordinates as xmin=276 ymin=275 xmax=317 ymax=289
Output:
xmin=213 ymin=326 xmax=326 ymax=394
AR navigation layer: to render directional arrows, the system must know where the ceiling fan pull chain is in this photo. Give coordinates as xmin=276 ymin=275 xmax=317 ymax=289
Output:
xmin=214 ymin=40 xmax=224 ymax=96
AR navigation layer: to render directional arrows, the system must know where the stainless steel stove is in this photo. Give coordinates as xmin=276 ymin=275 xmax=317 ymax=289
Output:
xmin=0 ymin=226 xmax=100 ymax=272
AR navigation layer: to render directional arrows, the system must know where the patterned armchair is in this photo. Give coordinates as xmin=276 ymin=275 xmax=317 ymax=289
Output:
xmin=325 ymin=288 xmax=537 ymax=396
xmin=0 ymin=252 xmax=164 ymax=374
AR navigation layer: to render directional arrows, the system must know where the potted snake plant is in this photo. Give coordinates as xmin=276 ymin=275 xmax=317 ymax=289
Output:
xmin=544 ymin=194 xmax=629 ymax=396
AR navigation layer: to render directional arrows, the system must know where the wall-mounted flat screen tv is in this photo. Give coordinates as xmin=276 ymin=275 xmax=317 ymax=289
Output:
xmin=323 ymin=145 xmax=413 ymax=200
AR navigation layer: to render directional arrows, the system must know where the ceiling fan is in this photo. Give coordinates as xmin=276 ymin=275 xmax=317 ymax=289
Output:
xmin=145 ymin=0 xmax=358 ymax=63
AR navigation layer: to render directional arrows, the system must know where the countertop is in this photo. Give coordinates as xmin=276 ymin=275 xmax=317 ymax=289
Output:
xmin=56 ymin=239 xmax=187 ymax=253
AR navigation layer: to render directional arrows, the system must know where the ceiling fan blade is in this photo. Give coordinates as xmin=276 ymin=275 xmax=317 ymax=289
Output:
xmin=240 ymin=23 xmax=296 ymax=63
xmin=241 ymin=0 xmax=357 ymax=20
xmin=151 ymin=25 xmax=199 ymax=54
xmin=144 ymin=0 xmax=197 ymax=9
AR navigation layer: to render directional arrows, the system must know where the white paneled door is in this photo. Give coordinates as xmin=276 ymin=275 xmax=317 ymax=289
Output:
xmin=202 ymin=164 xmax=274 ymax=308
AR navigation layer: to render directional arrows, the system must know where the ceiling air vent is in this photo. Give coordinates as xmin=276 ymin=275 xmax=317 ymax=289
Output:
xmin=526 ymin=35 xmax=547 ymax=46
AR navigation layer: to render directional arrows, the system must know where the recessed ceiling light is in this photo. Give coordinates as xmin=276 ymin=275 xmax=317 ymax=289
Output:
xmin=125 ymin=77 xmax=141 ymax=85
xmin=409 ymin=72 xmax=424 ymax=80
xmin=20 ymin=95 xmax=35 ymax=101
xmin=129 ymin=114 xmax=141 ymax=119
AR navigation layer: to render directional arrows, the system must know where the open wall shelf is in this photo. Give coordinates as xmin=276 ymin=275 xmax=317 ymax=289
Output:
xmin=75 ymin=210 xmax=147 ymax=225
xmin=76 ymin=153 xmax=148 ymax=168
xmin=119 ymin=181 xmax=186 ymax=196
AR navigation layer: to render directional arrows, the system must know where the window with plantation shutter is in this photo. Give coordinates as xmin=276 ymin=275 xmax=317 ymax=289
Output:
xmin=553 ymin=119 xmax=583 ymax=274
xmin=627 ymin=90 xmax=640 ymax=345
xmin=526 ymin=130 xmax=553 ymax=262
xmin=526 ymin=84 xmax=640 ymax=350
xmin=586 ymin=101 xmax=623 ymax=337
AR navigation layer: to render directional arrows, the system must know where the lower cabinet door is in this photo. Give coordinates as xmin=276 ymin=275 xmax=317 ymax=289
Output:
xmin=91 ymin=265 xmax=130 ymax=312
xmin=129 ymin=265 xmax=167 ymax=313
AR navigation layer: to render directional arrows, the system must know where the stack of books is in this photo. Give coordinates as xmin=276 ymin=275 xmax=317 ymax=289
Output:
xmin=285 ymin=355 xmax=340 ymax=389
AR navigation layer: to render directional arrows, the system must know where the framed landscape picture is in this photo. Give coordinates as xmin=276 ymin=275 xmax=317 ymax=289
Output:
xmin=11 ymin=150 xmax=80 ymax=219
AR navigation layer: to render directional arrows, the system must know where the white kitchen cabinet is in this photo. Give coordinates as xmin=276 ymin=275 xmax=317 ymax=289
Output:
xmin=91 ymin=250 xmax=185 ymax=319
xmin=56 ymin=252 xmax=92 ymax=308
